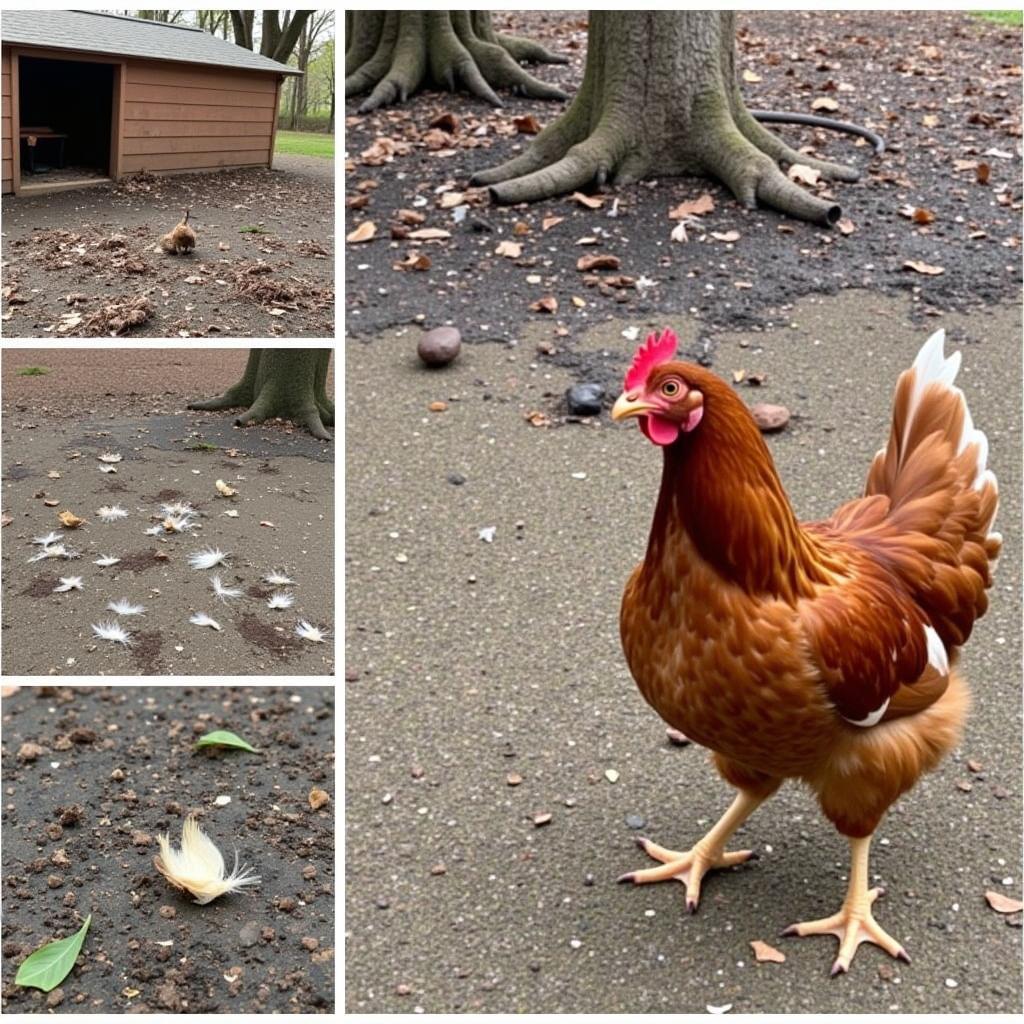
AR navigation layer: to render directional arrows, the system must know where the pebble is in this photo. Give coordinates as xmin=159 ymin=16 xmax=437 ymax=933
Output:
xmin=417 ymin=326 xmax=461 ymax=367
xmin=533 ymin=812 xmax=552 ymax=827
xmin=566 ymin=382 xmax=605 ymax=416
xmin=238 ymin=921 xmax=260 ymax=948
xmin=46 ymin=988 xmax=65 ymax=1008
xmin=302 ymin=865 xmax=317 ymax=880
xmin=945 ymin=978 xmax=958 ymax=989
xmin=604 ymin=769 xmax=620 ymax=784
xmin=110 ymin=768 xmax=125 ymax=781
xmin=17 ymin=742 xmax=44 ymax=761
xmin=430 ymin=863 xmax=447 ymax=876
xmin=50 ymin=848 xmax=70 ymax=867
xmin=276 ymin=896 xmax=297 ymax=913
xmin=47 ymin=874 xmax=64 ymax=889
xmin=159 ymin=905 xmax=176 ymax=919
xmin=583 ymin=873 xmax=595 ymax=887
xmin=214 ymin=795 xmax=231 ymax=806
xmin=447 ymin=472 xmax=466 ymax=485
xmin=131 ymin=831 xmax=152 ymax=847
xmin=750 ymin=403 xmax=790 ymax=432
xmin=506 ymin=773 xmax=523 ymax=787
xmin=625 ymin=814 xmax=647 ymax=830
xmin=301 ymin=936 xmax=319 ymax=951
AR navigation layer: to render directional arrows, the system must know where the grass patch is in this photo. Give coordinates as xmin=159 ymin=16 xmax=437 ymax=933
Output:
xmin=274 ymin=130 xmax=334 ymax=159
xmin=239 ymin=226 xmax=267 ymax=234
xmin=974 ymin=10 xmax=1023 ymax=25
xmin=17 ymin=366 xmax=49 ymax=376
xmin=184 ymin=439 xmax=218 ymax=452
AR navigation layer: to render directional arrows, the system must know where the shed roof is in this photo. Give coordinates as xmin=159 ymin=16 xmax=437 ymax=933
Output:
xmin=1 ymin=9 xmax=301 ymax=75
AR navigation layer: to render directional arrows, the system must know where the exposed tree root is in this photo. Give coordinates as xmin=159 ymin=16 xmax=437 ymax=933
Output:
xmin=345 ymin=11 xmax=568 ymax=113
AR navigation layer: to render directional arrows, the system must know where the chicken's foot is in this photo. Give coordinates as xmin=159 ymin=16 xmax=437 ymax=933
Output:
xmin=782 ymin=834 xmax=909 ymax=975
xmin=617 ymin=790 xmax=764 ymax=911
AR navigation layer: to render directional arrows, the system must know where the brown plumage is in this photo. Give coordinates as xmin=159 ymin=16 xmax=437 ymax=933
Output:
xmin=160 ymin=208 xmax=196 ymax=255
xmin=613 ymin=328 xmax=999 ymax=974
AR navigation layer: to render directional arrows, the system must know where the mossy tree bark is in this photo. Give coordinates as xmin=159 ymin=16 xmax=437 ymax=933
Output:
xmin=471 ymin=11 xmax=858 ymax=224
xmin=188 ymin=349 xmax=334 ymax=441
xmin=345 ymin=11 xmax=568 ymax=113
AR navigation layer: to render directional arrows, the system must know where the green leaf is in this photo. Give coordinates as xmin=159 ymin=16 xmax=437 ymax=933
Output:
xmin=15 ymin=914 xmax=91 ymax=992
xmin=194 ymin=730 xmax=257 ymax=753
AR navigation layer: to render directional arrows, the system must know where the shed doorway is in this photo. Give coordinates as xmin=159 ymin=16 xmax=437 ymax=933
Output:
xmin=17 ymin=55 xmax=114 ymax=191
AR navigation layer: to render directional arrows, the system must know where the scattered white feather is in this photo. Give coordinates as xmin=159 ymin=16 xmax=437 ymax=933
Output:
xmin=98 ymin=452 xmax=122 ymax=463
xmin=263 ymin=570 xmax=295 ymax=586
xmin=107 ymin=599 xmax=146 ymax=616
xmin=98 ymin=464 xmax=118 ymax=474
xmin=91 ymin=620 xmax=134 ymax=646
xmin=161 ymin=501 xmax=195 ymax=518
xmin=295 ymin=620 xmax=329 ymax=644
xmin=162 ymin=514 xmax=197 ymax=533
xmin=32 ymin=530 xmax=64 ymax=546
xmin=94 ymin=555 xmax=120 ymax=567
xmin=267 ymin=591 xmax=294 ymax=610
xmin=97 ymin=505 xmax=129 ymax=523
xmin=28 ymin=543 xmax=74 ymax=563
xmin=154 ymin=816 xmax=260 ymax=904
xmin=189 ymin=547 xmax=229 ymax=570
xmin=190 ymin=611 xmax=222 ymax=631
xmin=144 ymin=525 xmax=163 ymax=536
xmin=211 ymin=575 xmax=242 ymax=602
xmin=53 ymin=576 xmax=84 ymax=593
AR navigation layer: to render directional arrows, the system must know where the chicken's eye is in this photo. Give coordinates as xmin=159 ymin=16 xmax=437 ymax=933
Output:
xmin=661 ymin=379 xmax=681 ymax=397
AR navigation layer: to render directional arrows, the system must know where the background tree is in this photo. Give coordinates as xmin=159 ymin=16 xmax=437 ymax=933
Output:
xmin=188 ymin=350 xmax=333 ymax=441
xmin=471 ymin=11 xmax=859 ymax=223
xmin=230 ymin=9 xmax=314 ymax=63
xmin=284 ymin=10 xmax=334 ymax=129
xmin=346 ymin=11 xmax=568 ymax=113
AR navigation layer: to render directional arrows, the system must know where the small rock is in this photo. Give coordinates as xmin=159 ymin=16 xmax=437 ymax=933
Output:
xmin=238 ymin=921 xmax=260 ymax=948
xmin=533 ymin=812 xmax=552 ymax=827
xmin=68 ymin=727 xmax=97 ymax=744
xmin=50 ymin=848 xmax=70 ymax=867
xmin=417 ymin=326 xmax=461 ymax=367
xmin=446 ymin=472 xmax=466 ymax=485
xmin=110 ymin=768 xmax=125 ymax=781
xmin=566 ymin=382 xmax=605 ymax=416
xmin=506 ymin=773 xmax=523 ymax=787
xmin=308 ymin=787 xmax=330 ymax=811
xmin=583 ymin=873 xmax=595 ymax=887
xmin=159 ymin=905 xmax=176 ymax=919
xmin=302 ymin=864 xmax=317 ymax=880
xmin=131 ymin=831 xmax=152 ymax=847
xmin=58 ymin=804 xmax=84 ymax=826
xmin=750 ymin=403 xmax=790 ymax=433
xmin=46 ymin=988 xmax=65 ymax=1008
xmin=301 ymin=936 xmax=319 ymax=951
xmin=430 ymin=863 xmax=447 ymax=876
xmin=428 ymin=400 xmax=448 ymax=412
xmin=47 ymin=874 xmax=64 ymax=889
xmin=276 ymin=896 xmax=297 ymax=913
xmin=261 ymin=926 xmax=275 ymax=942
xmin=625 ymin=814 xmax=647 ymax=830
xmin=395 ymin=983 xmax=412 ymax=996
xmin=63 ymin=891 xmax=76 ymax=907
xmin=46 ymin=823 xmax=64 ymax=842
xmin=604 ymin=769 xmax=620 ymax=784
xmin=18 ymin=741 xmax=44 ymax=761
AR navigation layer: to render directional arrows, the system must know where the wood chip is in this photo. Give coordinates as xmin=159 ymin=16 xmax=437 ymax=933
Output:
xmin=346 ymin=221 xmax=376 ymax=244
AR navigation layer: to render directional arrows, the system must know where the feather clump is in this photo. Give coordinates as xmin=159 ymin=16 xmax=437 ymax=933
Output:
xmin=97 ymin=452 xmax=122 ymax=464
xmin=53 ymin=576 xmax=84 ymax=593
xmin=153 ymin=816 xmax=259 ymax=905
xmin=295 ymin=620 xmax=329 ymax=643
xmin=210 ymin=575 xmax=242 ymax=602
xmin=263 ymin=570 xmax=295 ymax=586
xmin=97 ymin=505 xmax=129 ymax=523
xmin=190 ymin=611 xmax=222 ymax=631
xmin=28 ymin=543 xmax=77 ymax=563
xmin=108 ymin=599 xmax=146 ymax=616
xmin=267 ymin=591 xmax=294 ymax=610
xmin=32 ymin=530 xmax=64 ymax=547
xmin=91 ymin=620 xmax=133 ymax=646
xmin=94 ymin=555 xmax=120 ymax=567
xmin=188 ymin=547 xmax=229 ymax=570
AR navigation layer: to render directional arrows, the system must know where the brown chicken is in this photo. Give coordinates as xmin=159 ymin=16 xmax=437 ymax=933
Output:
xmin=160 ymin=208 xmax=196 ymax=255
xmin=612 ymin=327 xmax=999 ymax=974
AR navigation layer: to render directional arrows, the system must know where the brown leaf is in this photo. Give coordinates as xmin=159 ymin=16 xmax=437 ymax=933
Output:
xmin=345 ymin=193 xmax=370 ymax=210
xmin=742 ymin=69 xmax=762 ymax=83
xmin=428 ymin=112 xmax=459 ymax=134
xmin=397 ymin=209 xmax=427 ymax=225
xmin=986 ymin=891 xmax=1023 ymax=914
xmin=530 ymin=296 xmax=558 ymax=314
xmin=439 ymin=191 xmax=465 ymax=209
xmin=976 ymin=162 xmax=991 ymax=185
xmin=393 ymin=252 xmax=432 ymax=272
xmin=571 ymin=191 xmax=604 ymax=209
xmin=512 ymin=221 xmax=531 ymax=236
xmin=902 ymin=260 xmax=945 ymax=276
xmin=836 ymin=217 xmax=856 ymax=235
xmin=811 ymin=96 xmax=839 ymax=112
xmin=576 ymin=253 xmax=621 ymax=272
xmin=541 ymin=216 xmax=564 ymax=232
xmin=58 ymin=510 xmax=84 ymax=528
xmin=750 ymin=939 xmax=786 ymax=963
xmin=788 ymin=164 xmax=821 ymax=186
xmin=513 ymin=114 xmax=541 ymax=135
xmin=495 ymin=240 xmax=523 ymax=259
xmin=669 ymin=193 xmax=715 ymax=219
xmin=346 ymin=221 xmax=376 ymax=244
xmin=710 ymin=230 xmax=740 ymax=243
xmin=524 ymin=409 xmax=552 ymax=427
xmin=407 ymin=228 xmax=451 ymax=241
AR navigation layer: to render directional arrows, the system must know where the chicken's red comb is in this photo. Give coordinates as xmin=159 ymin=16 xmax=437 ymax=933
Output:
xmin=625 ymin=328 xmax=678 ymax=390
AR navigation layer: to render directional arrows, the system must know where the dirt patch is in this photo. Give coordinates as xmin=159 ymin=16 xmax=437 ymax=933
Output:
xmin=129 ymin=630 xmax=165 ymax=675
xmin=143 ymin=488 xmax=185 ymax=504
xmin=118 ymin=549 xmax=167 ymax=574
xmin=237 ymin=613 xmax=302 ymax=660
xmin=0 ymin=685 xmax=335 ymax=1013
xmin=246 ymin=583 xmax=273 ymax=600
xmin=20 ymin=574 xmax=60 ymax=598
xmin=2 ymin=163 xmax=334 ymax=338
xmin=257 ymin=462 xmax=280 ymax=475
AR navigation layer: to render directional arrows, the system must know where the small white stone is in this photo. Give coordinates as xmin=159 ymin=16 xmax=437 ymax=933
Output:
xmin=214 ymin=795 xmax=231 ymax=806
xmin=945 ymin=978 xmax=958 ymax=989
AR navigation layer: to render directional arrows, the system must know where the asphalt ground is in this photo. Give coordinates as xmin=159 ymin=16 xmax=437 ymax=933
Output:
xmin=344 ymin=290 xmax=1021 ymax=1013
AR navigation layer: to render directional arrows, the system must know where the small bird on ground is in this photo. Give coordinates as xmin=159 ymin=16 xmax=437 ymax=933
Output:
xmin=160 ymin=209 xmax=197 ymax=255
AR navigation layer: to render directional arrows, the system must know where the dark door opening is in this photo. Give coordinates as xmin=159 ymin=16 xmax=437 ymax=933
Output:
xmin=18 ymin=56 xmax=113 ymax=184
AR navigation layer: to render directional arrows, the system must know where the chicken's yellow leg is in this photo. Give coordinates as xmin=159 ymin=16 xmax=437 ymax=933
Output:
xmin=618 ymin=790 xmax=765 ymax=912
xmin=782 ymin=833 xmax=910 ymax=975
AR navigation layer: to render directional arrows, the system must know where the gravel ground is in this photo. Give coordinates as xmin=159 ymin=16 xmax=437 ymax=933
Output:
xmin=2 ymin=157 xmax=334 ymax=339
xmin=1 ymin=685 xmax=335 ymax=1013
xmin=344 ymin=291 xmax=1021 ymax=1013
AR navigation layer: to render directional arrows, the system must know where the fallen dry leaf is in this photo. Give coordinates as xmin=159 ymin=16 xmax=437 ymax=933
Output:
xmin=899 ymin=205 xmax=936 ymax=225
xmin=308 ymin=787 xmax=331 ymax=811
xmin=58 ymin=510 xmax=84 ymax=528
xmin=393 ymin=252 xmax=431 ymax=272
xmin=439 ymin=191 xmax=464 ymax=209
xmin=407 ymin=228 xmax=451 ymax=241
xmin=428 ymin=111 xmax=459 ymax=134
xmin=530 ymin=295 xmax=558 ymax=314
xmin=397 ymin=209 xmax=426 ymax=225
xmin=836 ymin=217 xmax=856 ymax=235
xmin=541 ymin=216 xmax=564 ymax=232
xmin=576 ymin=253 xmax=621 ymax=272
xmin=742 ymin=69 xmax=762 ymax=83
xmin=788 ymin=164 xmax=821 ymax=186
xmin=710 ymin=230 xmax=740 ymax=243
xmin=346 ymin=221 xmax=376 ymax=244
xmin=669 ymin=193 xmax=715 ymax=219
xmin=902 ymin=260 xmax=945 ymax=276
xmin=571 ymin=191 xmax=604 ymax=210
xmin=985 ymin=891 xmax=1024 ymax=914
xmin=495 ymin=240 xmax=523 ymax=259
xmin=976 ymin=162 xmax=991 ymax=185
xmin=513 ymin=114 xmax=541 ymax=135
xmin=750 ymin=940 xmax=786 ymax=964
xmin=811 ymin=96 xmax=839 ymax=112
xmin=215 ymin=479 xmax=237 ymax=497
xmin=524 ymin=410 xmax=552 ymax=427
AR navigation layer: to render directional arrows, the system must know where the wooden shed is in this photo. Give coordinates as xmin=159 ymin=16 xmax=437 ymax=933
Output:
xmin=1 ymin=10 xmax=300 ymax=195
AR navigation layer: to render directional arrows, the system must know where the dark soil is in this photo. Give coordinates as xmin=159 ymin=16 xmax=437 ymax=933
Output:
xmin=0 ymin=685 xmax=335 ymax=1014
xmin=2 ymin=157 xmax=334 ymax=339
xmin=344 ymin=10 xmax=1021 ymax=379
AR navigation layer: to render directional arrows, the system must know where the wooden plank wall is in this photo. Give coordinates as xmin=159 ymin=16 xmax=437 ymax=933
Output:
xmin=2 ymin=48 xmax=12 ymax=194
xmin=121 ymin=59 xmax=277 ymax=173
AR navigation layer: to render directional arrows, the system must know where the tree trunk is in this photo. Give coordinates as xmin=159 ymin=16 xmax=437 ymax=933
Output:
xmin=230 ymin=10 xmax=254 ymax=51
xmin=261 ymin=10 xmax=313 ymax=64
xmin=188 ymin=349 xmax=334 ymax=441
xmin=472 ymin=12 xmax=858 ymax=224
xmin=345 ymin=11 xmax=568 ymax=114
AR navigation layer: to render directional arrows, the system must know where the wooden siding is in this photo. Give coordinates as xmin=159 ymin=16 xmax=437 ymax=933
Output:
xmin=1 ymin=47 xmax=11 ymax=193
xmin=122 ymin=58 xmax=275 ymax=173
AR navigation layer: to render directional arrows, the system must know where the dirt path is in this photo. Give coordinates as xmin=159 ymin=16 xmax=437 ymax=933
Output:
xmin=2 ymin=164 xmax=334 ymax=339
xmin=0 ymin=685 xmax=335 ymax=1013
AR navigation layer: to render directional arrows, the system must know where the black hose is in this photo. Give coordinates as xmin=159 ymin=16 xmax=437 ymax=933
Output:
xmin=751 ymin=110 xmax=886 ymax=156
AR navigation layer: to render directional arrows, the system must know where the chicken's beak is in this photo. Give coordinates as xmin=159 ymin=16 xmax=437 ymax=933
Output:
xmin=611 ymin=392 xmax=654 ymax=422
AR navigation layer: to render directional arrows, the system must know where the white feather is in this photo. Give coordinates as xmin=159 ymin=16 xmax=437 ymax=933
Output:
xmin=295 ymin=620 xmax=329 ymax=643
xmin=144 ymin=525 xmax=163 ymax=536
xmin=162 ymin=514 xmax=197 ymax=533
xmin=107 ymin=599 xmax=146 ymax=616
xmin=97 ymin=505 xmax=129 ymax=523
xmin=28 ymin=543 xmax=75 ymax=563
xmin=154 ymin=816 xmax=260 ymax=904
xmin=189 ymin=547 xmax=229 ymax=570
xmin=190 ymin=611 xmax=222 ymax=631
xmin=98 ymin=465 xmax=118 ymax=474
xmin=267 ymin=591 xmax=294 ymax=610
xmin=32 ymin=530 xmax=64 ymax=546
xmin=91 ymin=620 xmax=134 ymax=646
xmin=53 ymin=576 xmax=84 ymax=593
xmin=97 ymin=452 xmax=122 ymax=463
xmin=161 ymin=501 xmax=195 ymax=518
xmin=211 ymin=575 xmax=242 ymax=602
xmin=94 ymin=555 xmax=120 ymax=567
xmin=263 ymin=570 xmax=295 ymax=586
